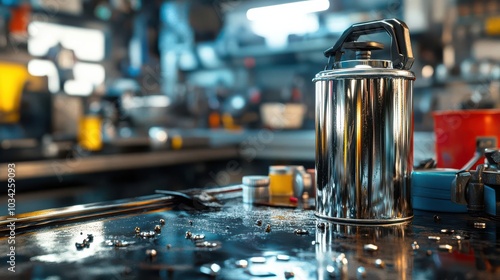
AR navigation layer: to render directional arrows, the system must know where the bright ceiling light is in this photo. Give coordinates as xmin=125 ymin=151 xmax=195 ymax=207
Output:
xmin=246 ymin=0 xmax=330 ymax=21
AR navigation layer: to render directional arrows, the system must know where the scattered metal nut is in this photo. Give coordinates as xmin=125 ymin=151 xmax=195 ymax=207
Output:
xmin=200 ymin=263 xmax=220 ymax=276
xmin=159 ymin=219 xmax=165 ymax=225
xmin=146 ymin=249 xmax=157 ymax=257
xmin=474 ymin=222 xmax=486 ymax=229
xmin=363 ymin=244 xmax=378 ymax=252
xmin=249 ymin=257 xmax=266 ymax=263
xmin=277 ymin=255 xmax=290 ymax=261
xmin=440 ymin=229 xmax=455 ymax=234
xmin=192 ymin=234 xmax=205 ymax=241
xmin=154 ymin=225 xmax=161 ymax=233
xmin=294 ymin=229 xmax=309 ymax=235
xmin=265 ymin=224 xmax=271 ymax=233
xmin=357 ymin=266 xmax=367 ymax=278
xmin=284 ymin=271 xmax=295 ymax=279
xmin=235 ymin=259 xmax=248 ymax=268
xmin=375 ymin=259 xmax=385 ymax=268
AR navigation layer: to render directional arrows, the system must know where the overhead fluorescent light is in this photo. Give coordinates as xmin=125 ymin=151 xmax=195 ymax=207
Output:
xmin=28 ymin=21 xmax=105 ymax=62
xmin=246 ymin=0 xmax=329 ymax=21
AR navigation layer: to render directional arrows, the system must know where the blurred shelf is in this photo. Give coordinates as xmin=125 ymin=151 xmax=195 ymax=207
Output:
xmin=1 ymin=130 xmax=435 ymax=181
xmin=1 ymin=146 xmax=239 ymax=181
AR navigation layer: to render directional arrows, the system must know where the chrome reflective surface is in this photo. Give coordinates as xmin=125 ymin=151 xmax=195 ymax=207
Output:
xmin=315 ymin=72 xmax=415 ymax=223
xmin=316 ymin=221 xmax=412 ymax=280
xmin=1 ymin=188 xmax=499 ymax=279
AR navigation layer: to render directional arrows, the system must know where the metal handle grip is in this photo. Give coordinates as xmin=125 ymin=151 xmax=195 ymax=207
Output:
xmin=324 ymin=18 xmax=414 ymax=70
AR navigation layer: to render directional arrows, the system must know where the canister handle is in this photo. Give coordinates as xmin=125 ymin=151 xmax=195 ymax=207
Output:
xmin=324 ymin=18 xmax=414 ymax=70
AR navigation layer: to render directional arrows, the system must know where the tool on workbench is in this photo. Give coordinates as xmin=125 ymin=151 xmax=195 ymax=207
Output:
xmin=451 ymin=148 xmax=500 ymax=216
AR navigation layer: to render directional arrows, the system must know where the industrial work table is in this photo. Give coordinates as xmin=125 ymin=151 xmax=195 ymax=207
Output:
xmin=1 ymin=187 xmax=498 ymax=279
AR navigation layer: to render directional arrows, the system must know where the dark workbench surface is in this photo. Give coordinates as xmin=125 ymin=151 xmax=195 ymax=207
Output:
xmin=1 ymin=189 xmax=498 ymax=279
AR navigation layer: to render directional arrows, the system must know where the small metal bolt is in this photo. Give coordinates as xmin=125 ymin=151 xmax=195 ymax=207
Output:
xmin=428 ymin=236 xmax=441 ymax=241
xmin=277 ymin=255 xmax=290 ymax=261
xmin=146 ymin=249 xmax=157 ymax=257
xmin=154 ymin=225 xmax=161 ymax=233
xmin=265 ymin=224 xmax=271 ymax=233
xmin=363 ymin=244 xmax=378 ymax=252
xmin=375 ymin=259 xmax=385 ymax=268
xmin=159 ymin=219 xmax=165 ymax=225
xmin=357 ymin=266 xmax=367 ymax=278
xmin=135 ymin=227 xmax=141 ymax=234
xmin=440 ymin=229 xmax=455 ymax=234
xmin=185 ymin=231 xmax=192 ymax=239
xmin=235 ymin=259 xmax=248 ymax=268
xmin=284 ymin=271 xmax=295 ymax=279
xmin=192 ymin=234 xmax=205 ymax=241
xmin=294 ymin=229 xmax=309 ymax=235
xmin=474 ymin=222 xmax=486 ymax=229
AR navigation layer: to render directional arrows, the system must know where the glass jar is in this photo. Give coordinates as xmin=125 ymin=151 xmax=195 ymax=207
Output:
xmin=269 ymin=166 xmax=293 ymax=196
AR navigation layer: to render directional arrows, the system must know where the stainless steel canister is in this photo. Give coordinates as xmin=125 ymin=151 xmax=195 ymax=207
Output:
xmin=242 ymin=175 xmax=270 ymax=203
xmin=313 ymin=19 xmax=416 ymax=223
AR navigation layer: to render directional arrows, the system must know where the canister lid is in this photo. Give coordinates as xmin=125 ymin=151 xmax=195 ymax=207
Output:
xmin=269 ymin=165 xmax=291 ymax=174
xmin=242 ymin=175 xmax=270 ymax=187
xmin=334 ymin=60 xmax=392 ymax=69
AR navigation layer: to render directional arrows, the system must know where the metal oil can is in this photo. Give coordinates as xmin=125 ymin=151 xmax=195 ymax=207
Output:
xmin=313 ymin=19 xmax=415 ymax=223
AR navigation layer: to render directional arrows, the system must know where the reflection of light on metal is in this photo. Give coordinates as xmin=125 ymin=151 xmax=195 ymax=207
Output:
xmin=64 ymin=80 xmax=94 ymax=96
xmin=246 ymin=0 xmax=329 ymax=21
xmin=28 ymin=22 xmax=105 ymax=61
xmin=422 ymin=65 xmax=434 ymax=78
xmin=32 ymin=221 xmax=104 ymax=263
xmin=27 ymin=59 xmax=60 ymax=93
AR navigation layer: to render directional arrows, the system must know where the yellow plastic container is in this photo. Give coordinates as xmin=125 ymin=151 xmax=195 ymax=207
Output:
xmin=78 ymin=116 xmax=102 ymax=151
xmin=268 ymin=166 xmax=293 ymax=196
xmin=0 ymin=63 xmax=28 ymax=123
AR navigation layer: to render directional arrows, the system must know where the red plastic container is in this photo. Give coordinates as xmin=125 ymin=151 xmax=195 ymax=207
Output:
xmin=433 ymin=109 xmax=500 ymax=169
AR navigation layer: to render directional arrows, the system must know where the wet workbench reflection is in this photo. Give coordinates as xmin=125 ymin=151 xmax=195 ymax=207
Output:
xmin=1 ymin=194 xmax=499 ymax=279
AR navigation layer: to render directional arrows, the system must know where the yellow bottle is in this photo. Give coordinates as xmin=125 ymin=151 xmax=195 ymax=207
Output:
xmin=268 ymin=166 xmax=293 ymax=197
xmin=78 ymin=115 xmax=102 ymax=151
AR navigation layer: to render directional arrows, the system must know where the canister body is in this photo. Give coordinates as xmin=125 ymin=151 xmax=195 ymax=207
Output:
xmin=315 ymin=72 xmax=414 ymax=223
